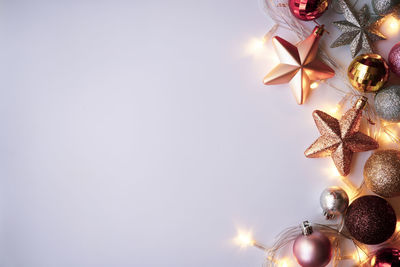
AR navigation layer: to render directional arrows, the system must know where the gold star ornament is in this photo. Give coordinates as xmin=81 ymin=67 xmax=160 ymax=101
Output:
xmin=305 ymin=97 xmax=379 ymax=176
xmin=263 ymin=25 xmax=335 ymax=105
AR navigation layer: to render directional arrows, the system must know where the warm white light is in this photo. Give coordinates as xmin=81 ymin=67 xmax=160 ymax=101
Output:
xmin=278 ymin=258 xmax=290 ymax=267
xmin=352 ymin=247 xmax=368 ymax=263
xmin=234 ymin=230 xmax=254 ymax=248
xmin=380 ymin=15 xmax=400 ymax=36
xmin=310 ymin=82 xmax=319 ymax=90
xmin=246 ymin=38 xmax=266 ymax=55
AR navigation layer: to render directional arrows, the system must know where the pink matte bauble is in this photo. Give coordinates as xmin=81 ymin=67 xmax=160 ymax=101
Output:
xmin=289 ymin=0 xmax=330 ymax=21
xmin=371 ymin=248 xmax=400 ymax=266
xmin=293 ymin=231 xmax=332 ymax=267
xmin=389 ymin=42 xmax=400 ymax=77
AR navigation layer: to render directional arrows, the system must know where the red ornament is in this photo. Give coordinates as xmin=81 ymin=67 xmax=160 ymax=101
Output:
xmin=371 ymin=248 xmax=400 ymax=267
xmin=289 ymin=0 xmax=330 ymax=21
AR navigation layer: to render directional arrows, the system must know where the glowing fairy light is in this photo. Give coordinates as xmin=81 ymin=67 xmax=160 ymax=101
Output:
xmin=352 ymin=247 xmax=368 ymax=264
xmin=380 ymin=15 xmax=400 ymax=36
xmin=278 ymin=258 xmax=290 ymax=267
xmin=310 ymin=82 xmax=319 ymax=90
xmin=234 ymin=230 xmax=254 ymax=248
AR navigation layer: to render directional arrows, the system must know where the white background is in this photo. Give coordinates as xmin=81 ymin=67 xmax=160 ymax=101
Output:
xmin=1 ymin=0 xmax=400 ymax=266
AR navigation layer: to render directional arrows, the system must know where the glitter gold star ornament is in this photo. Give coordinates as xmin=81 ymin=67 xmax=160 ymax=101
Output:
xmin=330 ymin=0 xmax=386 ymax=58
xmin=305 ymin=97 xmax=379 ymax=176
xmin=263 ymin=25 xmax=335 ymax=105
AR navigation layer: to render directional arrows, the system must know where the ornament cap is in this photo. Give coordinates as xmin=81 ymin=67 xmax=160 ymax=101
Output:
xmin=313 ymin=25 xmax=325 ymax=36
xmin=301 ymin=221 xmax=313 ymax=236
xmin=355 ymin=96 xmax=368 ymax=110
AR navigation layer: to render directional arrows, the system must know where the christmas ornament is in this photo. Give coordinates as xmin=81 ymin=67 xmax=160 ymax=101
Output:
xmin=305 ymin=97 xmax=379 ymax=176
xmin=263 ymin=25 xmax=335 ymax=105
xmin=345 ymin=195 xmax=396 ymax=245
xmin=375 ymin=86 xmax=400 ymax=122
xmin=289 ymin=0 xmax=330 ymax=21
xmin=372 ymin=0 xmax=400 ymax=16
xmin=364 ymin=150 xmax=400 ymax=198
xmin=371 ymin=248 xmax=400 ymax=267
xmin=293 ymin=221 xmax=332 ymax=267
xmin=389 ymin=42 xmax=400 ymax=77
xmin=320 ymin=186 xmax=349 ymax=219
xmin=348 ymin=54 xmax=389 ymax=92
xmin=330 ymin=0 xmax=386 ymax=58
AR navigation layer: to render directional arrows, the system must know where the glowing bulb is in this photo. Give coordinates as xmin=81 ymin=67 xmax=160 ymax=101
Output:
xmin=245 ymin=37 xmax=267 ymax=56
xmin=234 ymin=230 xmax=254 ymax=248
xmin=278 ymin=258 xmax=290 ymax=267
xmin=352 ymin=248 xmax=368 ymax=263
xmin=381 ymin=15 xmax=400 ymax=36
xmin=310 ymin=82 xmax=319 ymax=90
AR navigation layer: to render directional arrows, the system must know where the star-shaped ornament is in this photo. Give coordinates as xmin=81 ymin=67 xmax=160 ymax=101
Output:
xmin=263 ymin=25 xmax=335 ymax=105
xmin=305 ymin=97 xmax=379 ymax=176
xmin=330 ymin=0 xmax=386 ymax=58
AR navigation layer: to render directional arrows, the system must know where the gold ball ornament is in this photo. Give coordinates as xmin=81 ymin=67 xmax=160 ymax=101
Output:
xmin=347 ymin=54 xmax=389 ymax=92
xmin=364 ymin=150 xmax=400 ymax=198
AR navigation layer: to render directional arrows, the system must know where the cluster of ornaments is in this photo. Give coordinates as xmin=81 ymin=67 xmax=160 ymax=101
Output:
xmin=257 ymin=0 xmax=400 ymax=266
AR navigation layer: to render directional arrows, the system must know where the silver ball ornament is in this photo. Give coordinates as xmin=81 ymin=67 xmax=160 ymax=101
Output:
xmin=372 ymin=0 xmax=400 ymax=15
xmin=375 ymin=86 xmax=400 ymax=122
xmin=320 ymin=187 xmax=349 ymax=219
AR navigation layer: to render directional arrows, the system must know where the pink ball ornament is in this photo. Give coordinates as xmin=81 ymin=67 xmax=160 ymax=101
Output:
xmin=371 ymin=248 xmax=400 ymax=266
xmin=293 ymin=222 xmax=332 ymax=267
xmin=289 ymin=0 xmax=330 ymax=21
xmin=389 ymin=42 xmax=400 ymax=77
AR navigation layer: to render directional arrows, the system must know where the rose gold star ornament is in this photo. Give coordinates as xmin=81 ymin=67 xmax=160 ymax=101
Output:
xmin=305 ymin=97 xmax=379 ymax=176
xmin=263 ymin=25 xmax=335 ymax=105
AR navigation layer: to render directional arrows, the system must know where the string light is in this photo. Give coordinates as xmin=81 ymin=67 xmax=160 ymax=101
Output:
xmin=234 ymin=230 xmax=254 ymax=248
xmin=380 ymin=14 xmax=400 ymax=36
xmin=310 ymin=82 xmax=319 ymax=89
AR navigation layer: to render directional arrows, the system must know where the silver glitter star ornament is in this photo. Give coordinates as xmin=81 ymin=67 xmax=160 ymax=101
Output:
xmin=330 ymin=0 xmax=386 ymax=58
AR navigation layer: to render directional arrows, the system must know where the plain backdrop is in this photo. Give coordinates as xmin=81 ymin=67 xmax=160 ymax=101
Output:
xmin=1 ymin=0 xmax=400 ymax=266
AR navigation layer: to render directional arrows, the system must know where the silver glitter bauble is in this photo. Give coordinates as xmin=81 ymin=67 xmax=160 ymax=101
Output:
xmin=375 ymin=86 xmax=400 ymax=122
xmin=372 ymin=0 xmax=400 ymax=16
xmin=320 ymin=187 xmax=349 ymax=219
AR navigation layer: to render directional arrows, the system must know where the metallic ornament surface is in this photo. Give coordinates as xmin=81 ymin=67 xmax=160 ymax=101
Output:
xmin=389 ymin=42 xmax=400 ymax=77
xmin=375 ymin=86 xmax=400 ymax=122
xmin=289 ymin=0 xmax=330 ymax=21
xmin=293 ymin=222 xmax=332 ymax=267
xmin=364 ymin=150 xmax=400 ymax=198
xmin=348 ymin=54 xmax=389 ymax=92
xmin=263 ymin=26 xmax=335 ymax=105
xmin=330 ymin=0 xmax=386 ymax=57
xmin=372 ymin=0 xmax=400 ymax=15
xmin=345 ymin=195 xmax=396 ymax=245
xmin=320 ymin=186 xmax=349 ymax=219
xmin=305 ymin=97 xmax=379 ymax=176
xmin=371 ymin=248 xmax=400 ymax=267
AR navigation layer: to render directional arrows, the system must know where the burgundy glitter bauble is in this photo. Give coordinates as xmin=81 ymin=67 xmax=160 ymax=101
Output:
xmin=371 ymin=248 xmax=400 ymax=267
xmin=345 ymin=195 xmax=396 ymax=245
xmin=389 ymin=42 xmax=400 ymax=77
xmin=289 ymin=0 xmax=330 ymax=21
xmin=293 ymin=231 xmax=332 ymax=267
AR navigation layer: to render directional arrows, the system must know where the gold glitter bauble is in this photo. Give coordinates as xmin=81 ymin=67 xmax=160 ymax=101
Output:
xmin=364 ymin=150 xmax=400 ymax=198
xmin=348 ymin=54 xmax=389 ymax=92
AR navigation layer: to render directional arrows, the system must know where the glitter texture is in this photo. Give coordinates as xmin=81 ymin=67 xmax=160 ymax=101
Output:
xmin=289 ymin=0 xmax=330 ymax=21
xmin=305 ymin=97 xmax=379 ymax=176
xmin=364 ymin=150 xmax=400 ymax=198
xmin=348 ymin=54 xmax=389 ymax=92
xmin=345 ymin=195 xmax=396 ymax=245
xmin=330 ymin=0 xmax=386 ymax=58
xmin=372 ymin=0 xmax=400 ymax=15
xmin=375 ymin=86 xmax=400 ymax=122
xmin=389 ymin=42 xmax=400 ymax=77
xmin=263 ymin=26 xmax=335 ymax=105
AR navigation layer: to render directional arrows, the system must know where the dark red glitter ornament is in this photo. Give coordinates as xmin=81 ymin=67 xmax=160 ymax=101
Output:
xmin=371 ymin=248 xmax=400 ymax=267
xmin=289 ymin=0 xmax=330 ymax=21
xmin=345 ymin=195 xmax=396 ymax=245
